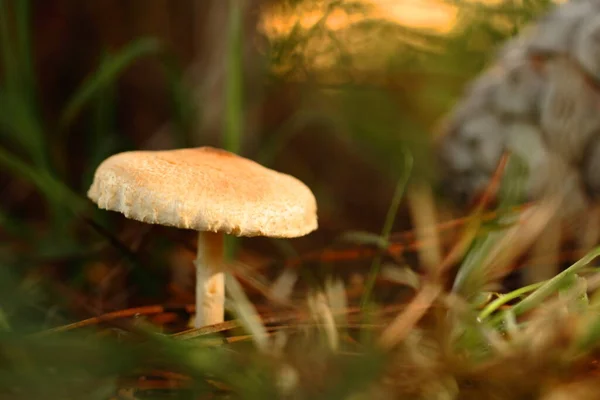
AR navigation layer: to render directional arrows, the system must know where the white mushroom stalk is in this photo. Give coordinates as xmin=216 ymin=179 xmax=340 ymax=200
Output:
xmin=195 ymin=231 xmax=225 ymax=327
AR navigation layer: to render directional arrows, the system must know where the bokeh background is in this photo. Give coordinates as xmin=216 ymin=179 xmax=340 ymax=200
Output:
xmin=1 ymin=0 xmax=554 ymax=328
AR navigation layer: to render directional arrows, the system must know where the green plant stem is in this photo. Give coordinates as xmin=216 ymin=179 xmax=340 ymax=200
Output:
xmin=478 ymin=281 xmax=544 ymax=320
xmin=360 ymin=152 xmax=413 ymax=310
xmin=222 ymin=0 xmax=244 ymax=262
xmin=60 ymin=38 xmax=161 ymax=129
xmin=0 ymin=146 xmax=88 ymax=215
xmin=486 ymin=247 xmax=600 ymax=327
xmin=480 ymin=266 xmax=600 ymax=320
xmin=224 ymin=0 xmax=243 ymax=154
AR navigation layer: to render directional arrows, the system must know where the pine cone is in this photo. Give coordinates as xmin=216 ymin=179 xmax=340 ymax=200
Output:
xmin=437 ymin=0 xmax=600 ymax=219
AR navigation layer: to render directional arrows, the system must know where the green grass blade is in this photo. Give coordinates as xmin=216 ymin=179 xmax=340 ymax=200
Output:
xmin=452 ymin=208 xmax=523 ymax=299
xmin=478 ymin=281 xmax=543 ymax=320
xmin=510 ymin=249 xmax=600 ymax=317
xmin=360 ymin=151 xmax=413 ymax=309
xmin=0 ymin=92 xmax=47 ymax=167
xmin=487 ymin=247 xmax=600 ymax=327
xmin=60 ymin=37 xmax=162 ymax=128
xmin=224 ymin=0 xmax=243 ymax=154
xmin=80 ymin=56 xmax=118 ymax=188
xmin=0 ymin=0 xmax=47 ymax=170
xmin=452 ymin=230 xmax=503 ymax=298
xmin=0 ymin=145 xmax=88 ymax=215
xmin=336 ymin=230 xmax=390 ymax=250
xmin=222 ymin=0 xmax=245 ymax=261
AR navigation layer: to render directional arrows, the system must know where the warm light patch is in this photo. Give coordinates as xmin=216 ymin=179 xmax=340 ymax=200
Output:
xmin=260 ymin=0 xmax=458 ymax=38
xmin=260 ymin=3 xmax=368 ymax=38
xmin=258 ymin=0 xmax=563 ymax=76
xmin=368 ymin=0 xmax=457 ymax=32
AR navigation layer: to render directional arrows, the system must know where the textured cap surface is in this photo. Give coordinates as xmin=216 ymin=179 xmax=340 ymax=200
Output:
xmin=87 ymin=147 xmax=318 ymax=238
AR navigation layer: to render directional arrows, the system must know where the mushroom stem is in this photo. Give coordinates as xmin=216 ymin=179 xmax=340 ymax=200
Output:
xmin=194 ymin=231 xmax=225 ymax=328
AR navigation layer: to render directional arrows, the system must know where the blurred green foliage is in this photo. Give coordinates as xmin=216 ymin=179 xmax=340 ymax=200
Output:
xmin=260 ymin=0 xmax=555 ymax=182
xmin=0 ymin=0 xmax=575 ymax=398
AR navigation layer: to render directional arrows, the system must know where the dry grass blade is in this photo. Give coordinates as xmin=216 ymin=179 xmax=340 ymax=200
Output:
xmin=436 ymin=153 xmax=511 ymax=283
xmin=308 ymin=292 xmax=339 ymax=351
xmin=407 ymin=183 xmax=442 ymax=275
xmin=526 ymin=213 xmax=561 ymax=284
xmin=442 ymin=151 xmax=509 ymax=279
xmin=577 ymin=205 xmax=600 ymax=259
xmin=325 ymin=278 xmax=348 ymax=326
xmin=225 ymin=272 xmax=269 ymax=352
xmin=231 ymin=260 xmax=296 ymax=308
xmin=270 ymin=268 xmax=298 ymax=302
xmin=33 ymin=305 xmax=188 ymax=336
xmin=480 ymin=194 xmax=563 ymax=285
xmin=378 ymin=283 xmax=441 ymax=350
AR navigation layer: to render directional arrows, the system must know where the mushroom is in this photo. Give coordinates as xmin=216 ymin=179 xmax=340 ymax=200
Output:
xmin=87 ymin=147 xmax=318 ymax=327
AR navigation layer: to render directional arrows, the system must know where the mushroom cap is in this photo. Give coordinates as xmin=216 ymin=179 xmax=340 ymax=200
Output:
xmin=87 ymin=147 xmax=318 ymax=238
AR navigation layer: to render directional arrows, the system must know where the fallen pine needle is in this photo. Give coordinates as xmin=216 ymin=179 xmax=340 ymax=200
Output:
xmin=378 ymin=283 xmax=441 ymax=350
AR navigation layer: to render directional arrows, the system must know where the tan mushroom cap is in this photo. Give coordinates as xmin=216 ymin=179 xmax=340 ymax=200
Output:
xmin=87 ymin=147 xmax=318 ymax=237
